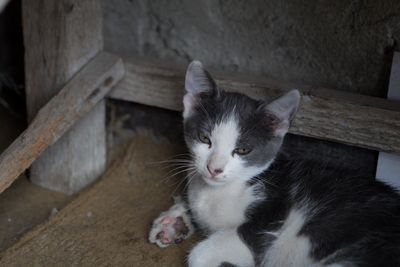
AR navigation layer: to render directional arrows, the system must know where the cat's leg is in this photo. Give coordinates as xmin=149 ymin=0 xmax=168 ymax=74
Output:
xmin=149 ymin=196 xmax=194 ymax=248
xmin=188 ymin=229 xmax=254 ymax=267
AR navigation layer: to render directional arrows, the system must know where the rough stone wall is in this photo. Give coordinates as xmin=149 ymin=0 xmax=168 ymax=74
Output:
xmin=103 ymin=0 xmax=400 ymax=97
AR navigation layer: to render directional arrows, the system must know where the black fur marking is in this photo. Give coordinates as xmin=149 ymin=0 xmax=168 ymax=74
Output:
xmin=239 ymin=155 xmax=400 ymax=266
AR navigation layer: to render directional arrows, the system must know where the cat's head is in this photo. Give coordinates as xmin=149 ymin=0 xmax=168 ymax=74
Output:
xmin=183 ymin=61 xmax=300 ymax=186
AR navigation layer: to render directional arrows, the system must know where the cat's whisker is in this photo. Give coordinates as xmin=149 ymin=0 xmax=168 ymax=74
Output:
xmin=150 ymin=156 xmax=196 ymax=185
xmin=182 ymin=171 xmax=198 ymax=192
xmin=168 ymin=153 xmax=192 ymax=158
xmin=149 ymin=162 xmax=193 ymax=172
xmin=160 ymin=166 xmax=197 ymax=185
xmin=170 ymin=170 xmax=198 ymax=197
xmin=170 ymin=175 xmax=190 ymax=196
xmin=147 ymin=156 xmax=195 ymax=178
xmin=146 ymin=153 xmax=193 ymax=165
xmin=163 ymin=165 xmax=196 ymax=179
xmin=157 ymin=158 xmax=193 ymax=163
xmin=146 ymin=159 xmax=193 ymax=166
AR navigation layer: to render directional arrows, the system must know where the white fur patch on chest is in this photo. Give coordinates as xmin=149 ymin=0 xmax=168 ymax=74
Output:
xmin=188 ymin=177 xmax=263 ymax=232
xmin=262 ymin=209 xmax=314 ymax=267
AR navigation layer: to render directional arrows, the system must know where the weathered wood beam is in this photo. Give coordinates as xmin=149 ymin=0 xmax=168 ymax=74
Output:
xmin=0 ymin=52 xmax=124 ymax=194
xmin=109 ymin=60 xmax=400 ymax=154
xmin=23 ymin=0 xmax=108 ymax=194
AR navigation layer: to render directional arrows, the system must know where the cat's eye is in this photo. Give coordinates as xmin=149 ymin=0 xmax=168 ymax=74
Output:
xmin=199 ymin=134 xmax=211 ymax=147
xmin=233 ymin=148 xmax=252 ymax=156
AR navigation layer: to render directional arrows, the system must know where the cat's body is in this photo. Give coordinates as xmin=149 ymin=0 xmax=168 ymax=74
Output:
xmin=149 ymin=61 xmax=400 ymax=267
xmin=239 ymin=158 xmax=400 ymax=266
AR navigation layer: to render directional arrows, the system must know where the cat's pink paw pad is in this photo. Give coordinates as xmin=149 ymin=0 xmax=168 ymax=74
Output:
xmin=156 ymin=230 xmax=171 ymax=244
xmin=174 ymin=216 xmax=189 ymax=235
xmin=149 ymin=201 xmax=194 ymax=248
xmin=161 ymin=216 xmax=172 ymax=225
xmin=149 ymin=214 xmax=193 ymax=247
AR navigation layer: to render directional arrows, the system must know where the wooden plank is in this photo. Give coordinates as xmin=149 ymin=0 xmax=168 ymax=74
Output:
xmin=0 ymin=52 xmax=124 ymax=194
xmin=109 ymin=60 xmax=400 ymax=154
xmin=22 ymin=0 xmax=107 ymax=194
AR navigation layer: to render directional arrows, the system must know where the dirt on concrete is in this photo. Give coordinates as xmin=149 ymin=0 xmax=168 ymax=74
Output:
xmin=0 ymin=175 xmax=72 ymax=251
xmin=0 ymin=133 xmax=199 ymax=266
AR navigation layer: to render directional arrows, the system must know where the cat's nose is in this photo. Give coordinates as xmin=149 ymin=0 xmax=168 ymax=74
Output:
xmin=207 ymin=165 xmax=223 ymax=177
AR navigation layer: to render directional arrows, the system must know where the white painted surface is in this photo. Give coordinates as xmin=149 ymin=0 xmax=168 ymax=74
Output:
xmin=376 ymin=52 xmax=400 ymax=189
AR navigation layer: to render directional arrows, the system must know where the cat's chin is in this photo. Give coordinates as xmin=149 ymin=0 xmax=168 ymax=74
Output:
xmin=202 ymin=176 xmax=227 ymax=187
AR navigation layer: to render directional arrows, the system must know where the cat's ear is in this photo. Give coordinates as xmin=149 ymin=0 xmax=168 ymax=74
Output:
xmin=185 ymin=61 xmax=216 ymax=95
xmin=264 ymin=90 xmax=301 ymax=137
xmin=183 ymin=61 xmax=216 ymax=118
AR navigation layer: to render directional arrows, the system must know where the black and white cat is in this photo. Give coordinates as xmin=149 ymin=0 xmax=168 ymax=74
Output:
xmin=149 ymin=61 xmax=400 ymax=267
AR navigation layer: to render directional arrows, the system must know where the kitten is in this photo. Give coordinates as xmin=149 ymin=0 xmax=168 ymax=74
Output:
xmin=149 ymin=61 xmax=400 ymax=267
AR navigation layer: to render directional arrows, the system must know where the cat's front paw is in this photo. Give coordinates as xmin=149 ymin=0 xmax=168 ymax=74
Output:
xmin=149 ymin=197 xmax=194 ymax=248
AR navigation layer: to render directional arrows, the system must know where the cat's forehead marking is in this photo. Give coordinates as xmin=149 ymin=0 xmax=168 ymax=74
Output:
xmin=211 ymin=114 xmax=239 ymax=154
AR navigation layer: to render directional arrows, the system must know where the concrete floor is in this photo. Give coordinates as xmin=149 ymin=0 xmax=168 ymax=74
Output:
xmin=0 ymin=133 xmax=198 ymax=266
xmin=0 ymin=175 xmax=72 ymax=251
